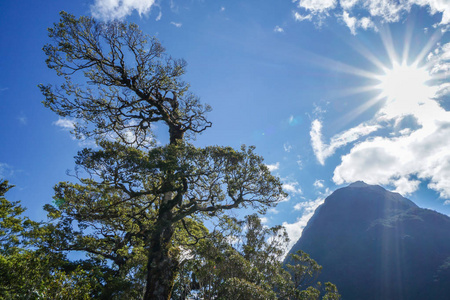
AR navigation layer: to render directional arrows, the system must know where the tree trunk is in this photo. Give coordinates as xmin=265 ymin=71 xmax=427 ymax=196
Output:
xmin=143 ymin=203 xmax=178 ymax=300
xmin=143 ymin=134 xmax=184 ymax=300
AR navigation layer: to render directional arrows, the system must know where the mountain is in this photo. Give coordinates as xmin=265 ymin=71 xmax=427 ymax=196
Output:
xmin=286 ymin=181 xmax=450 ymax=300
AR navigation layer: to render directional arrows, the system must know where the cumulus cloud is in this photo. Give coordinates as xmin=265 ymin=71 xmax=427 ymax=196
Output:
xmin=321 ymin=44 xmax=450 ymax=199
xmin=342 ymin=11 xmax=377 ymax=35
xmin=314 ymin=179 xmax=325 ymax=189
xmin=283 ymin=181 xmax=303 ymax=195
xmin=53 ymin=118 xmax=76 ymax=130
xmin=91 ymin=0 xmax=156 ymax=20
xmin=266 ymin=162 xmax=280 ymax=172
xmin=428 ymin=42 xmax=450 ymax=97
xmin=279 ymin=180 xmax=303 ymax=202
xmin=292 ymin=0 xmax=450 ymax=33
xmin=295 ymin=0 xmax=337 ymax=12
xmin=333 ymin=107 xmax=450 ymax=197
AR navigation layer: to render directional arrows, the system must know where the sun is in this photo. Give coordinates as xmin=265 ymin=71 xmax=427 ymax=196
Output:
xmin=377 ymin=62 xmax=432 ymax=105
xmin=309 ymin=26 xmax=442 ymax=125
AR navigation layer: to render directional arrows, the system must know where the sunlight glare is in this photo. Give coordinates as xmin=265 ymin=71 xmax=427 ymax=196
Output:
xmin=377 ymin=63 xmax=432 ymax=104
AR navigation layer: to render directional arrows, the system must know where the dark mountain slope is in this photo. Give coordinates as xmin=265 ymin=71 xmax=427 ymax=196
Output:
xmin=286 ymin=181 xmax=450 ymax=300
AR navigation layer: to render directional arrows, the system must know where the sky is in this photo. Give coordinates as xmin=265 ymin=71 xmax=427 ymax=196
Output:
xmin=1 ymin=0 xmax=450 ymax=251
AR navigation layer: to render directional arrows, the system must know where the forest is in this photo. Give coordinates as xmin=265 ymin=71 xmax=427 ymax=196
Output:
xmin=0 ymin=12 xmax=340 ymax=300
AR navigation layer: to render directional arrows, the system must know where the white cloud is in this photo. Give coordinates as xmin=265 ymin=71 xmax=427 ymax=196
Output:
xmin=340 ymin=0 xmax=359 ymax=10
xmin=295 ymin=0 xmax=337 ymax=12
xmin=428 ymin=43 xmax=450 ymax=100
xmin=155 ymin=11 xmax=162 ymax=21
xmin=292 ymin=0 xmax=450 ymax=33
xmin=293 ymin=11 xmax=313 ymax=22
xmin=91 ymin=0 xmax=156 ymax=20
xmin=220 ymin=6 xmax=225 ymax=12
xmin=310 ymin=119 xmax=380 ymax=165
xmin=283 ymin=196 xmax=325 ymax=252
xmin=359 ymin=16 xmax=377 ymax=31
xmin=171 ymin=22 xmax=182 ymax=28
xmin=426 ymin=0 xmax=450 ymax=25
xmin=283 ymin=219 xmax=306 ymax=252
xmin=342 ymin=11 xmax=377 ymax=35
xmin=332 ymin=108 xmax=450 ymax=198
xmin=260 ymin=217 xmax=269 ymax=224
xmin=268 ymin=207 xmax=279 ymax=214
xmin=283 ymin=181 xmax=303 ymax=195
xmin=314 ymin=179 xmax=325 ymax=189
xmin=279 ymin=179 xmax=303 ymax=202
xmin=53 ymin=118 xmax=75 ymax=130
xmin=266 ymin=162 xmax=280 ymax=172
xmin=274 ymin=25 xmax=284 ymax=33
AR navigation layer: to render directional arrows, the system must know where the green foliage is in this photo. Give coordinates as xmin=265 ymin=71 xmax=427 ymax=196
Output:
xmin=0 ymin=179 xmax=101 ymax=299
xmin=173 ymin=215 xmax=340 ymax=300
xmin=1 ymin=178 xmax=338 ymax=299
xmin=39 ymin=140 xmax=284 ymax=297
xmin=0 ymin=180 xmax=28 ymax=251
xmin=0 ymin=249 xmax=99 ymax=299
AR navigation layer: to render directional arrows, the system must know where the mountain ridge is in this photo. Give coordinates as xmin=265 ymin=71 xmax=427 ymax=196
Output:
xmin=286 ymin=181 xmax=450 ymax=300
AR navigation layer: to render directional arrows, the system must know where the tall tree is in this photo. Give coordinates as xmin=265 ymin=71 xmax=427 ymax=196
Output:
xmin=40 ymin=12 xmax=286 ymax=299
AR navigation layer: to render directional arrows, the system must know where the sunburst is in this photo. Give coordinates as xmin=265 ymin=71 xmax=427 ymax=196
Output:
xmin=319 ymin=26 xmax=442 ymax=125
xmin=377 ymin=63 xmax=431 ymax=103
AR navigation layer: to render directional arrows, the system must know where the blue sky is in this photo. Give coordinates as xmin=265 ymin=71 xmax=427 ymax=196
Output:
xmin=1 ymin=0 xmax=450 ymax=250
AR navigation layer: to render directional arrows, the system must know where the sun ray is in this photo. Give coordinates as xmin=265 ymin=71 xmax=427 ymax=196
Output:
xmin=349 ymin=41 xmax=389 ymax=71
xmin=379 ymin=26 xmax=399 ymax=67
xmin=333 ymin=93 xmax=386 ymax=129
xmin=334 ymin=85 xmax=382 ymax=98
xmin=401 ymin=19 xmax=415 ymax=65
xmin=412 ymin=30 xmax=443 ymax=66
xmin=300 ymin=49 xmax=380 ymax=79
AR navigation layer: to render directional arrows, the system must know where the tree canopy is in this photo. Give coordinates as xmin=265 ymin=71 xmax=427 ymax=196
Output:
xmin=0 ymin=181 xmax=339 ymax=299
xmin=38 ymin=11 xmax=286 ymax=299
